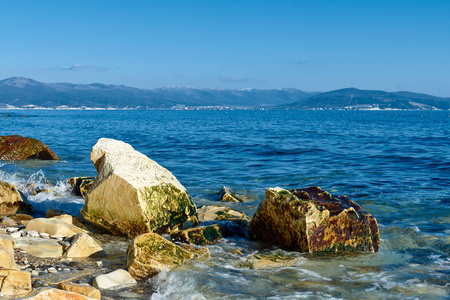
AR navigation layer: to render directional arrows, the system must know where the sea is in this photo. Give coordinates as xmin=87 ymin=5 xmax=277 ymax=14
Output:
xmin=0 ymin=109 xmax=449 ymax=299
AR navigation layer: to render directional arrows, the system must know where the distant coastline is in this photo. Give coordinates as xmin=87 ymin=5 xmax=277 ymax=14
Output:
xmin=1 ymin=77 xmax=449 ymax=111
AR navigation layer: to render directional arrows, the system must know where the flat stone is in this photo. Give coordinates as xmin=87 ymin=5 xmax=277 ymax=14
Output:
xmin=19 ymin=287 xmax=97 ymax=299
xmin=14 ymin=237 xmax=63 ymax=258
xmin=58 ymin=282 xmax=101 ymax=300
xmin=92 ymin=269 xmax=137 ymax=290
xmin=38 ymin=269 xmax=96 ymax=285
xmin=26 ymin=218 xmax=87 ymax=238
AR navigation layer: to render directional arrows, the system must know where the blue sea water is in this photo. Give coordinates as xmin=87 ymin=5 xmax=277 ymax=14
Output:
xmin=1 ymin=110 xmax=449 ymax=299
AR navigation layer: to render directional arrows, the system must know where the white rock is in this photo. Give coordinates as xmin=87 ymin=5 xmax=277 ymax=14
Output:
xmin=10 ymin=232 xmax=21 ymax=239
xmin=6 ymin=227 xmax=18 ymax=233
xmin=92 ymin=269 xmax=137 ymax=290
xmin=81 ymin=138 xmax=197 ymax=237
xmin=48 ymin=267 xmax=57 ymax=273
xmin=27 ymin=230 xmax=39 ymax=238
xmin=31 ymin=270 xmax=39 ymax=277
xmin=39 ymin=232 xmax=50 ymax=238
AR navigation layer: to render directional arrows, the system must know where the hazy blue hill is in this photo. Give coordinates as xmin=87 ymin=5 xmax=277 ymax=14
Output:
xmin=0 ymin=77 xmax=316 ymax=108
xmin=284 ymin=88 xmax=450 ymax=110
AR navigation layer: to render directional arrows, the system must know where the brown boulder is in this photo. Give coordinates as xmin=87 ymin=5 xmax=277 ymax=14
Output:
xmin=0 ymin=180 xmax=34 ymax=215
xmin=250 ymin=187 xmax=380 ymax=253
xmin=0 ymin=135 xmax=59 ymax=160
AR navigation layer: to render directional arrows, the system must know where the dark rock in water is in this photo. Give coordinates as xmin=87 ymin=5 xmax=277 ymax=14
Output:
xmin=0 ymin=180 xmax=34 ymax=215
xmin=170 ymin=205 xmax=252 ymax=245
xmin=250 ymin=187 xmax=380 ymax=253
xmin=0 ymin=135 xmax=59 ymax=160
xmin=215 ymin=186 xmax=242 ymax=202
xmin=68 ymin=177 xmax=95 ymax=199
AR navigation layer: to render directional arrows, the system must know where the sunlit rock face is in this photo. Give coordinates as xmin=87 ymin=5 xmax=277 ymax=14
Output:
xmin=81 ymin=138 xmax=197 ymax=237
xmin=250 ymin=187 xmax=379 ymax=253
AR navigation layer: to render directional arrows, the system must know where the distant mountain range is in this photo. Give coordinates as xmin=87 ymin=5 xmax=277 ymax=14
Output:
xmin=281 ymin=88 xmax=450 ymax=110
xmin=0 ymin=77 xmax=449 ymax=110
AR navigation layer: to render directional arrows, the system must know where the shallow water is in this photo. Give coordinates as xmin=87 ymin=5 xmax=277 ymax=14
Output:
xmin=1 ymin=110 xmax=449 ymax=299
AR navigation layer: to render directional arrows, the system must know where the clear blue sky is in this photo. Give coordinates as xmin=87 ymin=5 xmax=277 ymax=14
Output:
xmin=1 ymin=0 xmax=449 ymax=96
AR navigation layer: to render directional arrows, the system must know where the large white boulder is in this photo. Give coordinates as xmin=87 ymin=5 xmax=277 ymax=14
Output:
xmin=81 ymin=138 xmax=197 ymax=237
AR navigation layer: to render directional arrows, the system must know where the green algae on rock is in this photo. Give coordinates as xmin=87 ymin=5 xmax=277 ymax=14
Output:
xmin=127 ymin=232 xmax=198 ymax=279
xmin=250 ymin=187 xmax=380 ymax=253
xmin=81 ymin=138 xmax=197 ymax=237
xmin=0 ymin=135 xmax=59 ymax=160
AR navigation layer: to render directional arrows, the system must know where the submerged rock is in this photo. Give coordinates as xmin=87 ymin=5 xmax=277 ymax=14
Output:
xmin=127 ymin=232 xmax=195 ymax=279
xmin=81 ymin=138 xmax=197 ymax=237
xmin=171 ymin=205 xmax=252 ymax=245
xmin=250 ymin=187 xmax=380 ymax=253
xmin=0 ymin=135 xmax=59 ymax=160
xmin=216 ymin=186 xmax=242 ymax=202
xmin=0 ymin=180 xmax=34 ymax=215
xmin=68 ymin=177 xmax=95 ymax=199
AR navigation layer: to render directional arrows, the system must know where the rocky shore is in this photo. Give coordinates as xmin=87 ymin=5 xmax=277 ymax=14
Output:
xmin=0 ymin=136 xmax=380 ymax=299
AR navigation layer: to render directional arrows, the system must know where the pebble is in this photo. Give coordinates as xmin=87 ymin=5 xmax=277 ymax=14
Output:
xmin=31 ymin=270 xmax=39 ymax=277
xmin=51 ymin=235 xmax=65 ymax=240
xmin=10 ymin=232 xmax=21 ymax=238
xmin=28 ymin=230 xmax=40 ymax=238
xmin=48 ymin=267 xmax=57 ymax=273
xmin=63 ymin=268 xmax=70 ymax=272
xmin=58 ymin=267 xmax=62 ymax=271
xmin=7 ymin=227 xmax=18 ymax=233
xmin=40 ymin=232 xmax=50 ymax=238
xmin=96 ymin=261 xmax=103 ymax=267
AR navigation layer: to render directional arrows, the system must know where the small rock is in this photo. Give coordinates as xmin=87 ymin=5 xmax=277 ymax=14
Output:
xmin=95 ymin=261 xmax=103 ymax=267
xmin=31 ymin=270 xmax=39 ymax=277
xmin=6 ymin=227 xmax=18 ymax=233
xmin=39 ymin=233 xmax=49 ymax=238
xmin=47 ymin=267 xmax=57 ymax=273
xmin=51 ymin=235 xmax=65 ymax=240
xmin=10 ymin=232 xmax=21 ymax=239
xmin=27 ymin=230 xmax=39 ymax=238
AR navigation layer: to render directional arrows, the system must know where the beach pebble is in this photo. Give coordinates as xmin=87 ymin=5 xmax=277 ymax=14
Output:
xmin=40 ymin=232 xmax=50 ymax=238
xmin=51 ymin=235 xmax=65 ymax=240
xmin=28 ymin=230 xmax=39 ymax=238
xmin=95 ymin=261 xmax=103 ymax=267
xmin=48 ymin=267 xmax=57 ymax=273
xmin=31 ymin=270 xmax=39 ymax=277
xmin=7 ymin=227 xmax=18 ymax=233
xmin=10 ymin=231 xmax=21 ymax=238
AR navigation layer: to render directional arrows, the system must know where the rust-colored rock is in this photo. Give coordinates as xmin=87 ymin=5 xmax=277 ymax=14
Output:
xmin=0 ymin=135 xmax=59 ymax=160
xmin=250 ymin=187 xmax=380 ymax=253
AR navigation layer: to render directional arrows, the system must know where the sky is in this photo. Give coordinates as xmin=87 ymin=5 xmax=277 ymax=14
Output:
xmin=1 ymin=0 xmax=449 ymax=96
